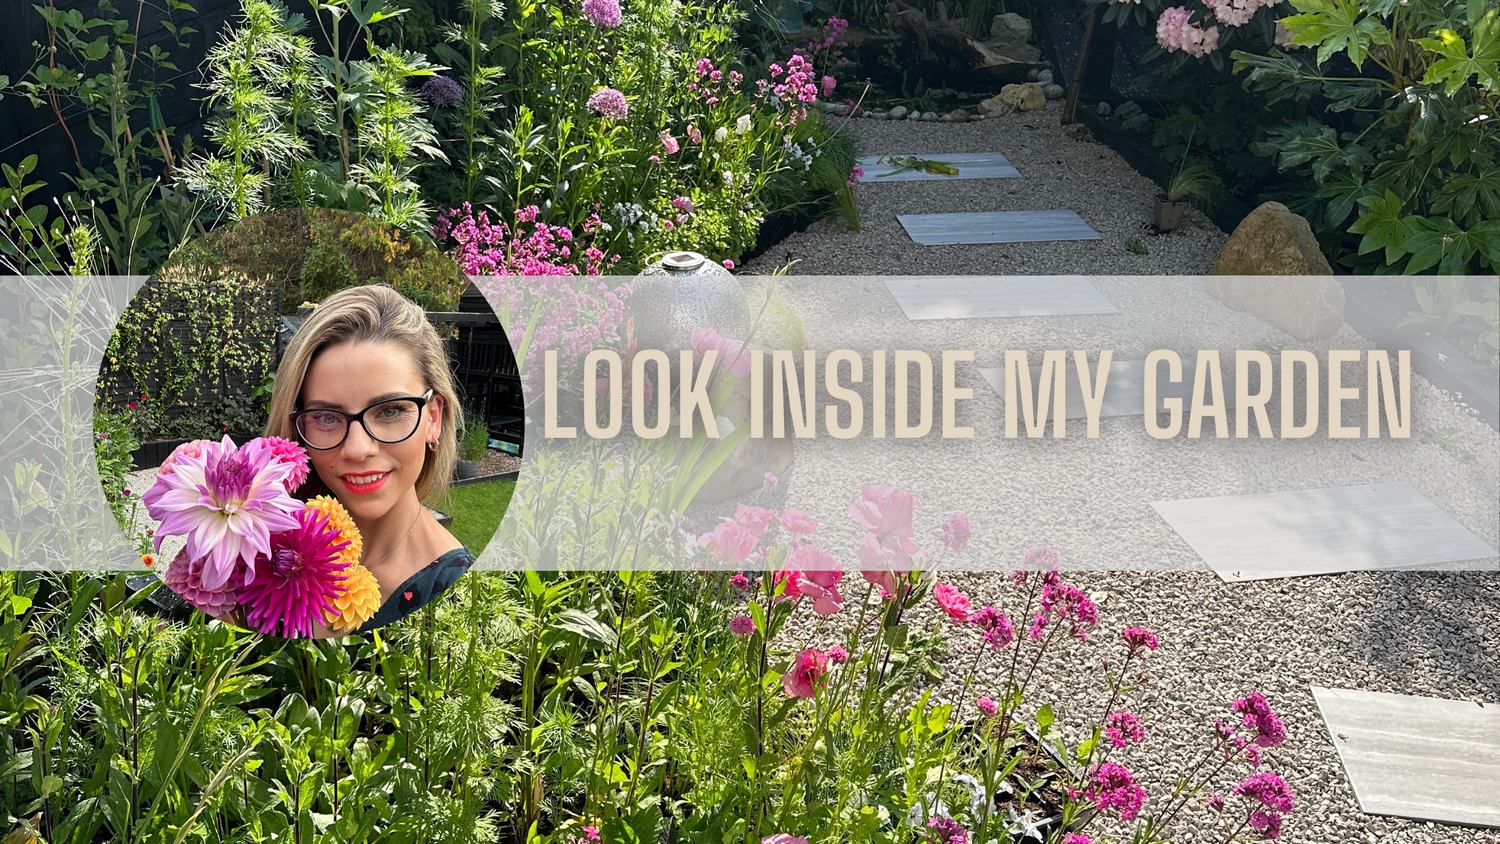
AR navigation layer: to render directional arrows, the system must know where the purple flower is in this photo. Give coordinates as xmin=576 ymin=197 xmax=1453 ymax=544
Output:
xmin=1037 ymin=579 xmax=1099 ymax=640
xmin=1120 ymin=625 xmax=1160 ymax=655
xmin=939 ymin=513 xmax=970 ymax=552
xmin=976 ymin=696 xmax=998 ymax=717
xmin=1208 ymin=793 xmax=1226 ymax=812
xmin=581 ymin=0 xmax=621 ymax=27
xmin=729 ymin=615 xmax=755 ymax=637
xmin=1105 ymin=711 xmax=1146 ymax=748
xmin=1232 ymin=691 xmax=1287 ymax=747
xmin=141 ymin=435 xmax=303 ymax=592
xmin=420 ymin=75 xmax=462 ymax=108
xmin=1085 ymin=762 xmax=1147 ymax=821
xmin=1232 ymin=772 xmax=1295 ymax=814
xmin=763 ymin=471 xmax=778 ymax=492
xmin=1249 ymin=811 xmax=1284 ymax=839
xmin=587 ymin=87 xmax=628 ymax=118
xmin=969 ymin=605 xmax=1015 ymax=649
xmin=827 ymin=645 xmax=849 ymax=664
xmin=925 ymin=816 xmax=968 ymax=844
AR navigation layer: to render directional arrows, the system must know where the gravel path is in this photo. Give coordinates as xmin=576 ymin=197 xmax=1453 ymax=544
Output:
xmin=742 ymin=103 xmax=1500 ymax=844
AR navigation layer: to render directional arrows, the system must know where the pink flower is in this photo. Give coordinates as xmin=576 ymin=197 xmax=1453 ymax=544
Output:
xmin=860 ymin=567 xmax=898 ymax=596
xmin=690 ymin=326 xmax=752 ymax=378
xmin=730 ymin=615 xmax=756 ymax=637
xmin=587 ymin=87 xmax=628 ymax=118
xmin=1232 ymin=691 xmax=1287 ymax=747
xmin=261 ymin=435 xmax=310 ymax=492
xmin=581 ymin=0 xmax=621 ymax=27
xmin=782 ymin=648 xmax=828 ymax=698
xmin=1085 ymin=762 xmax=1148 ymax=821
xmin=722 ymin=259 xmax=734 ymax=270
xmin=687 ymin=124 xmax=702 ymax=143
xmin=850 ymin=485 xmax=918 ymax=541
xmin=162 ymin=548 xmax=242 ymax=616
xmin=779 ymin=509 xmax=817 ymax=535
xmin=933 ymin=582 xmax=972 ymax=622
xmin=157 ymin=439 xmax=212 ymax=476
xmin=762 ymin=836 xmax=810 ymax=844
xmin=938 ymin=513 xmax=970 ymax=552
xmin=1233 ymin=772 xmax=1295 ymax=814
xmin=827 ymin=645 xmax=849 ymax=664
xmin=788 ymin=546 xmax=843 ymax=614
xmin=774 ymin=568 xmax=805 ymax=600
xmin=672 ymin=195 xmax=694 ymax=213
xmin=1063 ymin=836 xmax=1095 ymax=844
xmin=1037 ymin=579 xmax=1099 ymax=639
xmin=730 ymin=572 xmax=751 ymax=591
xmin=969 ymin=605 xmax=1015 ymax=649
xmin=698 ymin=521 xmax=758 ymax=565
xmin=733 ymin=504 xmax=777 ymax=536
xmin=1120 ymin=626 xmax=1160 ymax=655
xmin=1106 ymin=711 xmax=1146 ymax=748
xmin=976 ymin=696 xmax=998 ymax=717
xmin=237 ymin=505 xmax=351 ymax=638
xmin=820 ymin=75 xmax=836 ymax=97
xmin=660 ymin=131 xmax=680 ymax=154
xmin=141 ymin=436 xmax=303 ymax=591
xmin=1208 ymin=793 xmax=1227 ymax=812
xmin=926 ymin=816 xmax=968 ymax=844
xmin=1156 ymin=6 xmax=1221 ymax=57
xmin=582 ymin=827 xmax=601 ymax=843
xmin=763 ymin=471 xmax=778 ymax=491
xmin=1250 ymin=811 xmax=1283 ymax=839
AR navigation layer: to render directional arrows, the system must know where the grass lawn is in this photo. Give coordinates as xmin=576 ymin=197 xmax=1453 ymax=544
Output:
xmin=435 ymin=479 xmax=515 ymax=554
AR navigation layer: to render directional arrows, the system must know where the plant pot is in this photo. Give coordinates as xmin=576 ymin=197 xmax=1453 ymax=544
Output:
xmin=1155 ymin=198 xmax=1191 ymax=232
xmin=628 ymin=250 xmax=750 ymax=354
xmin=455 ymin=459 xmax=478 ymax=480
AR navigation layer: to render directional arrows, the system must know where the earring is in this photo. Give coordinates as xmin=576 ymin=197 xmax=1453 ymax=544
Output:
xmin=427 ymin=440 xmax=437 ymax=452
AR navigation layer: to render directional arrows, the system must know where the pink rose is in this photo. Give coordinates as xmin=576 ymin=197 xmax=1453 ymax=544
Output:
xmin=933 ymin=582 xmax=972 ymax=622
xmin=697 ymin=521 xmax=757 ymax=565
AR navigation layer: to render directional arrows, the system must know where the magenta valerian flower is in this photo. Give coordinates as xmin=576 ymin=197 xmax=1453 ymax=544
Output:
xmin=847 ymin=164 xmax=864 ymax=187
xmin=969 ymin=605 xmax=1015 ymax=649
xmin=1249 ymin=810 xmax=1284 ymax=839
xmin=1208 ymin=793 xmax=1227 ymax=812
xmin=938 ymin=513 xmax=970 ymax=552
xmin=1062 ymin=836 xmax=1095 ymax=844
xmin=1232 ymin=691 xmax=1288 ymax=747
xmin=730 ymin=615 xmax=755 ymax=637
xmin=1232 ymin=772 xmax=1295 ymax=814
xmin=161 ymin=548 xmax=242 ymax=617
xmin=419 ymin=75 xmax=462 ymax=108
xmin=1120 ymin=625 xmax=1160 ymax=655
xmin=1037 ymin=579 xmax=1099 ymax=639
xmin=237 ymin=505 xmax=350 ymax=638
xmin=1085 ymin=762 xmax=1147 ymax=821
xmin=933 ymin=582 xmax=972 ymax=622
xmin=587 ymin=87 xmax=628 ymax=118
xmin=1106 ymin=711 xmax=1146 ymax=748
xmin=581 ymin=0 xmax=621 ymax=27
xmin=925 ymin=816 xmax=968 ymax=844
xmin=976 ymin=696 xmax=998 ymax=717
xmin=142 ymin=435 xmax=303 ymax=591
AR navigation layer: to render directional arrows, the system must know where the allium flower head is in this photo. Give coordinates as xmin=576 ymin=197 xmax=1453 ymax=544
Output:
xmin=581 ymin=0 xmax=622 ymax=27
xmin=162 ymin=548 xmax=242 ymax=616
xmin=933 ymin=582 xmax=972 ymax=622
xmin=782 ymin=648 xmax=829 ymax=698
xmin=238 ymin=505 xmax=350 ymax=638
xmin=142 ymin=435 xmax=303 ymax=591
xmin=323 ymin=562 xmax=380 ymax=634
xmin=420 ymin=75 xmax=462 ymax=108
xmin=587 ymin=87 xmax=629 ymax=118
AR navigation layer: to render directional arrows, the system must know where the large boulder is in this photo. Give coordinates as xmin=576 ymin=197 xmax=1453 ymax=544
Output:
xmin=991 ymin=12 xmax=1033 ymax=41
xmin=1206 ymin=203 xmax=1344 ymax=340
xmin=978 ymin=82 xmax=1045 ymax=115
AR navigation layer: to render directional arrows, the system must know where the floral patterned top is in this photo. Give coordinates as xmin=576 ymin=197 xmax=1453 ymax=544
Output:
xmin=356 ymin=546 xmax=476 ymax=633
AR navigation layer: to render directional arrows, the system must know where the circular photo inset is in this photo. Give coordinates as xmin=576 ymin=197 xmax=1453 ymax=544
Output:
xmin=96 ymin=209 xmax=522 ymax=637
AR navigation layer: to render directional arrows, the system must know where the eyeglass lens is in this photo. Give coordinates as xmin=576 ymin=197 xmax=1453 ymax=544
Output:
xmin=297 ymin=399 xmax=423 ymax=449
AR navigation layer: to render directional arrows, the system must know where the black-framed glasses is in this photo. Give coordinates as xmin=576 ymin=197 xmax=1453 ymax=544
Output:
xmin=290 ymin=389 xmax=435 ymax=451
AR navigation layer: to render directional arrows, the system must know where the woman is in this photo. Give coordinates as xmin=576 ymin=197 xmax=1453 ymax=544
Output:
xmin=263 ymin=284 xmax=473 ymax=634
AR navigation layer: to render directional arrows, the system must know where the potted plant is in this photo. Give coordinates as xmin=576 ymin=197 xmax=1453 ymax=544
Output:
xmin=456 ymin=415 xmax=489 ymax=480
xmin=1155 ymin=161 xmax=1220 ymax=232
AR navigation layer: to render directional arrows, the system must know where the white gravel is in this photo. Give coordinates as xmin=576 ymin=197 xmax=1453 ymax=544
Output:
xmin=739 ymin=103 xmax=1500 ymax=844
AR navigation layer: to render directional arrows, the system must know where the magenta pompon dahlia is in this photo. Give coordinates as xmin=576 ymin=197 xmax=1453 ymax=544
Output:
xmin=237 ymin=506 xmax=351 ymax=638
xmin=141 ymin=435 xmax=304 ymax=592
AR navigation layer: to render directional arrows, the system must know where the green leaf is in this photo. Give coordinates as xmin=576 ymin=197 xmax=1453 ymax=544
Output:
xmin=9 ymin=593 xmax=31 ymax=615
xmin=1036 ymin=704 xmax=1055 ymax=734
xmin=553 ymin=608 xmax=618 ymax=647
xmin=1418 ymin=11 xmax=1500 ymax=95
xmin=1348 ymin=189 xmax=1413 ymax=265
xmin=1282 ymin=0 xmax=1392 ymax=68
xmin=1432 ymin=169 xmax=1500 ymax=226
xmin=1405 ymin=217 xmax=1494 ymax=273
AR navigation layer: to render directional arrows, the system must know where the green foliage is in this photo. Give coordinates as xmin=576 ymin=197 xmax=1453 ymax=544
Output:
xmin=92 ymin=402 xmax=144 ymax=545
xmin=461 ymin=412 xmax=492 ymax=461
xmin=1166 ymin=160 xmax=1223 ymax=204
xmin=1399 ymin=277 xmax=1500 ymax=368
xmin=436 ymin=477 xmax=517 ymax=552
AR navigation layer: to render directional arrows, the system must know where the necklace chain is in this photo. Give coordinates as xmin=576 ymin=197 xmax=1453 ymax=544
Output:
xmin=371 ymin=507 xmax=422 ymax=571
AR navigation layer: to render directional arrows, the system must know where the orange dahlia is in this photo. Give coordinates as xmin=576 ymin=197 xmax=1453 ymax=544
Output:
xmin=305 ymin=495 xmax=362 ymax=567
xmin=323 ymin=561 xmax=381 ymax=634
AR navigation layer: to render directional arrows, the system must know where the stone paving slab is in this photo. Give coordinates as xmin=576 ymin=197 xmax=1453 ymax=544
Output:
xmin=855 ymin=153 xmax=1021 ymax=182
xmin=897 ymin=210 xmax=1101 ymax=245
xmin=1312 ymin=686 xmax=1500 ymax=829
xmin=883 ymin=276 xmax=1117 ymax=320
xmin=1151 ymin=482 xmax=1498 ymax=581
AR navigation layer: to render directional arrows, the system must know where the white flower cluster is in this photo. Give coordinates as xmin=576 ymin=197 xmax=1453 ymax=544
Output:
xmin=612 ymin=202 xmax=660 ymax=243
xmin=784 ymin=140 xmax=814 ymax=170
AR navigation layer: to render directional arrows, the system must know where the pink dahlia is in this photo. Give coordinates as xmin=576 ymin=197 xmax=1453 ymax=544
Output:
xmin=260 ymin=436 xmax=310 ymax=492
xmin=587 ymin=87 xmax=628 ymax=118
xmin=782 ymin=647 xmax=828 ymax=698
xmin=581 ymin=0 xmax=621 ymax=27
xmin=238 ymin=505 xmax=351 ymax=638
xmin=933 ymin=582 xmax=972 ymax=622
xmin=161 ymin=548 xmax=242 ymax=616
xmin=141 ymin=435 xmax=303 ymax=591
xmin=157 ymin=439 xmax=212 ymax=476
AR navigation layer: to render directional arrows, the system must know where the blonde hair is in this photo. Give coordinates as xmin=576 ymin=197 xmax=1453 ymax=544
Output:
xmin=263 ymin=284 xmax=459 ymax=505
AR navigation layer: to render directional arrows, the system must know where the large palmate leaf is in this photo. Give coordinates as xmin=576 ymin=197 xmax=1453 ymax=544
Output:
xmin=1417 ymin=9 xmax=1500 ymax=95
xmin=1231 ymin=49 xmax=1328 ymax=103
xmin=1348 ymin=189 xmax=1413 ymax=265
xmin=1431 ymin=169 xmax=1500 ymax=226
xmin=1403 ymin=217 xmax=1500 ymax=274
xmin=1315 ymin=171 xmax=1379 ymax=228
xmin=1282 ymin=0 xmax=1392 ymax=68
xmin=1250 ymin=119 xmax=1373 ymax=183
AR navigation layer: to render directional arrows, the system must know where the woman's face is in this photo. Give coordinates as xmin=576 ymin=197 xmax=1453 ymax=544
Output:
xmin=299 ymin=341 xmax=444 ymax=524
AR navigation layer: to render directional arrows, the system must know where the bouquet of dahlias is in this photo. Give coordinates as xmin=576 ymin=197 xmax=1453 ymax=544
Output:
xmin=140 ymin=435 xmax=381 ymax=638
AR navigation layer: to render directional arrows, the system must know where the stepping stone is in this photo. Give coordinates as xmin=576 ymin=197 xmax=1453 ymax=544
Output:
xmin=977 ymin=356 xmax=1238 ymax=419
xmin=883 ymin=276 xmax=1117 ymax=321
xmin=897 ymin=210 xmax=1101 ymax=245
xmin=1312 ymin=686 xmax=1500 ymax=829
xmin=1151 ymin=482 xmax=1497 ymax=582
xmin=855 ymin=153 xmax=1020 ymax=182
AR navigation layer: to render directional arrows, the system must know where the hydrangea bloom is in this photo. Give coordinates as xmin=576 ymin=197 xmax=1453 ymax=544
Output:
xmin=142 ymin=435 xmax=304 ymax=591
xmin=238 ymin=505 xmax=351 ymax=638
xmin=581 ymin=0 xmax=621 ymax=27
xmin=587 ymin=87 xmax=628 ymax=118
xmin=1156 ymin=7 xmax=1220 ymax=57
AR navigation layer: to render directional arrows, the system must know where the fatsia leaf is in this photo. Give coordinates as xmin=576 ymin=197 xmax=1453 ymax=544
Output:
xmin=1404 ymin=216 xmax=1485 ymax=274
xmin=1349 ymin=189 xmax=1413 ymax=265
xmin=1315 ymin=171 xmax=1377 ymax=227
xmin=1417 ymin=11 xmax=1500 ymax=95
xmin=1431 ymin=169 xmax=1500 ymax=225
xmin=1282 ymin=0 xmax=1392 ymax=68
